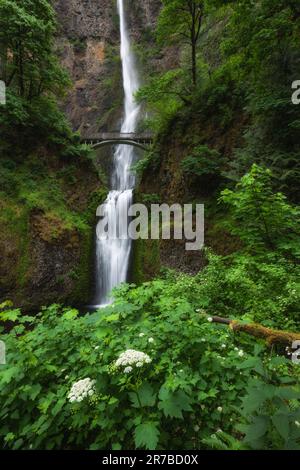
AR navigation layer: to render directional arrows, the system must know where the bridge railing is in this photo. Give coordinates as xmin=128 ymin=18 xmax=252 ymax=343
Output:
xmin=81 ymin=132 xmax=153 ymax=143
xmin=99 ymin=132 xmax=152 ymax=139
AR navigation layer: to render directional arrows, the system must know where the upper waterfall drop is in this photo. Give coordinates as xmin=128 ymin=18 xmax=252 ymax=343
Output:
xmin=112 ymin=0 xmax=141 ymax=191
xmin=92 ymin=0 xmax=141 ymax=307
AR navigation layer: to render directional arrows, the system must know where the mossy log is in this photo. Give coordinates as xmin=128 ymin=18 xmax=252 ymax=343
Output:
xmin=204 ymin=315 xmax=300 ymax=346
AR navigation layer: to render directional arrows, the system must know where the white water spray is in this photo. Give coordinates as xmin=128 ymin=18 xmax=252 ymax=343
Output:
xmin=93 ymin=0 xmax=141 ymax=307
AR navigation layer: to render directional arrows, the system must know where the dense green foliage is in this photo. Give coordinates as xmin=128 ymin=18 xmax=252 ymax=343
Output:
xmin=220 ymin=165 xmax=300 ymax=259
xmin=134 ymin=0 xmax=300 ymax=448
xmin=0 ymin=0 xmax=87 ymax=157
xmin=138 ymin=0 xmax=300 ymax=199
xmin=1 ymin=163 xmax=300 ymax=449
xmin=0 ymin=1 xmax=103 ymax=307
xmin=1 ymin=261 xmax=300 ymax=450
xmin=220 ymin=0 xmax=300 ymax=199
xmin=181 ymin=144 xmax=222 ymax=188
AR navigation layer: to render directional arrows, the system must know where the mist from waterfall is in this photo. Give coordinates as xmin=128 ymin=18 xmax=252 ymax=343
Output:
xmin=92 ymin=0 xmax=140 ymax=307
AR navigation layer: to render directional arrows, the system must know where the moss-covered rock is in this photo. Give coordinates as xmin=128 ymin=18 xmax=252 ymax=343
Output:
xmin=0 ymin=153 xmax=106 ymax=310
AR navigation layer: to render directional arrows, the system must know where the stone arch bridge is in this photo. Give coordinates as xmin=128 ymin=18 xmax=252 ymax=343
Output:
xmin=81 ymin=133 xmax=153 ymax=151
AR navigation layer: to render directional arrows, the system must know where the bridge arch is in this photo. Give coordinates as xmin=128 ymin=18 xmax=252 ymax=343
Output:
xmin=81 ymin=132 xmax=153 ymax=152
xmin=91 ymin=139 xmax=148 ymax=151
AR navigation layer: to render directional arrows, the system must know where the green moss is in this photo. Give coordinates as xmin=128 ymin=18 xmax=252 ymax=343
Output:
xmin=132 ymin=237 xmax=161 ymax=284
xmin=70 ymin=225 xmax=94 ymax=304
xmin=70 ymin=186 xmax=109 ymax=303
xmin=0 ymin=151 xmax=106 ymax=306
xmin=16 ymin=210 xmax=31 ymax=288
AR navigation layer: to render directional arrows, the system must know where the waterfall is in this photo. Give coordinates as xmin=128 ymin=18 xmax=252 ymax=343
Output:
xmin=92 ymin=0 xmax=140 ymax=307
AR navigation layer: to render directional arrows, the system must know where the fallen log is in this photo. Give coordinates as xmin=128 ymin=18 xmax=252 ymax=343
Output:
xmin=203 ymin=315 xmax=300 ymax=346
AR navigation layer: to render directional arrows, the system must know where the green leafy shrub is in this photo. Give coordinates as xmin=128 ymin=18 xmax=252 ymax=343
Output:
xmin=1 ymin=272 xmax=300 ymax=450
xmin=190 ymin=251 xmax=300 ymax=329
xmin=220 ymin=0 xmax=300 ymax=200
xmin=0 ymin=0 xmax=86 ymax=160
xmin=220 ymin=165 xmax=300 ymax=259
xmin=237 ymin=372 xmax=300 ymax=450
xmin=181 ymin=145 xmax=221 ymax=177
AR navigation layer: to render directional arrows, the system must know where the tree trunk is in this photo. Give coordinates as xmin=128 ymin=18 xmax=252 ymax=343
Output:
xmin=191 ymin=40 xmax=197 ymax=86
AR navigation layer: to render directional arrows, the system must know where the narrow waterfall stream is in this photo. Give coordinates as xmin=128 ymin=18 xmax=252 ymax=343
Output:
xmin=93 ymin=0 xmax=141 ymax=307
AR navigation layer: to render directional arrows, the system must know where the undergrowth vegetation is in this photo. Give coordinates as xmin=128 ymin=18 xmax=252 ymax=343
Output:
xmin=1 ymin=254 xmax=300 ymax=450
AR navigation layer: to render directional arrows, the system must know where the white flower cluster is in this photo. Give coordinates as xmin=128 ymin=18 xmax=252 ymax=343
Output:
xmin=115 ymin=349 xmax=151 ymax=373
xmin=234 ymin=347 xmax=244 ymax=357
xmin=68 ymin=377 xmax=96 ymax=403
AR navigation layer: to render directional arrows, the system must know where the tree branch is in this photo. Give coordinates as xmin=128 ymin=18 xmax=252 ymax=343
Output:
xmin=201 ymin=314 xmax=300 ymax=346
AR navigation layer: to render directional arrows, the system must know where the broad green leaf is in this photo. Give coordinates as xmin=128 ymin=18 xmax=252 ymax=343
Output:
xmin=158 ymin=387 xmax=191 ymax=419
xmin=112 ymin=443 xmax=122 ymax=450
xmin=104 ymin=314 xmax=120 ymax=323
xmin=134 ymin=422 xmax=159 ymax=450
xmin=0 ymin=309 xmax=21 ymax=322
xmin=52 ymin=399 xmax=65 ymax=416
xmin=240 ymin=415 xmax=269 ymax=444
xmin=272 ymin=413 xmax=290 ymax=441
xmin=129 ymin=382 xmax=156 ymax=408
xmin=62 ymin=309 xmax=78 ymax=320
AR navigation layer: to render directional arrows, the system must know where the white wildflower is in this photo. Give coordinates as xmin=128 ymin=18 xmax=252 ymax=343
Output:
xmin=234 ymin=347 xmax=239 ymax=351
xmin=207 ymin=317 xmax=213 ymax=322
xmin=217 ymin=429 xmax=222 ymax=433
xmin=124 ymin=366 xmax=133 ymax=374
xmin=217 ymin=406 xmax=223 ymax=413
xmin=148 ymin=337 xmax=154 ymax=343
xmin=139 ymin=333 xmax=145 ymax=337
xmin=68 ymin=377 xmax=96 ymax=403
xmin=238 ymin=350 xmax=244 ymax=357
xmin=194 ymin=425 xmax=200 ymax=432
xmin=115 ymin=349 xmax=151 ymax=369
xmin=221 ymin=344 xmax=226 ymax=349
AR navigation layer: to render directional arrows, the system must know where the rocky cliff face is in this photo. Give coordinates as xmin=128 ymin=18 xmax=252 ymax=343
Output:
xmin=0 ymin=154 xmax=103 ymax=310
xmin=137 ymin=107 xmax=246 ymax=277
xmin=55 ymin=0 xmax=162 ymax=136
